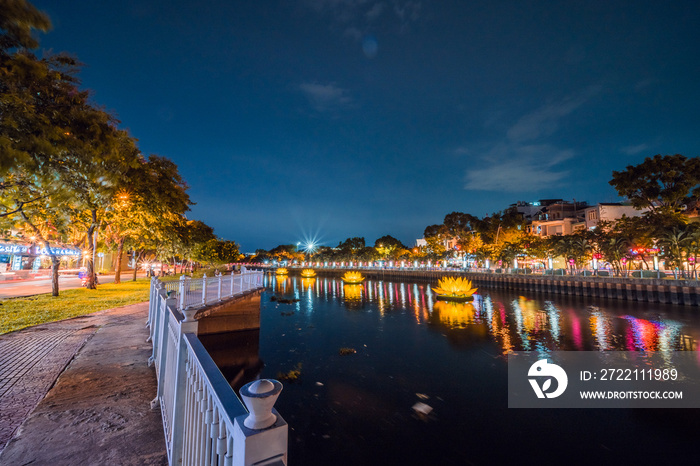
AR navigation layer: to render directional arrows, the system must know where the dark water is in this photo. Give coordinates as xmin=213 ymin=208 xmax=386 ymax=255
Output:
xmin=203 ymin=275 xmax=700 ymax=465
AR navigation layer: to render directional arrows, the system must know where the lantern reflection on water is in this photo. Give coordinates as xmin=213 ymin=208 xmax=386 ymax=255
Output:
xmin=432 ymin=300 xmax=477 ymax=328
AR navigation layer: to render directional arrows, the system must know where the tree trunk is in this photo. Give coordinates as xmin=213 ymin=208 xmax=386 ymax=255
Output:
xmin=20 ymin=210 xmax=61 ymax=296
xmin=85 ymin=209 xmax=98 ymax=289
xmin=114 ymin=237 xmax=125 ymax=284
xmin=50 ymin=255 xmax=60 ymax=296
xmin=132 ymin=249 xmax=141 ymax=281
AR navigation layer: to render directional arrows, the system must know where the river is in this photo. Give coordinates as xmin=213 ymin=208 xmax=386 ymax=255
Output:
xmin=200 ymin=274 xmax=700 ymax=465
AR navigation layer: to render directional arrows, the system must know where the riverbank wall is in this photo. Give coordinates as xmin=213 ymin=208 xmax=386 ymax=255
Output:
xmin=284 ymin=268 xmax=700 ymax=306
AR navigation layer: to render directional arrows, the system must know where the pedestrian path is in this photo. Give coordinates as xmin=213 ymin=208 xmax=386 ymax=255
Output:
xmin=0 ymin=302 xmax=166 ymax=465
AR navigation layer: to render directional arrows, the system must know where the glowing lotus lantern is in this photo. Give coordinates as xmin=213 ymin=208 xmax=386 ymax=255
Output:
xmin=341 ymin=271 xmax=365 ymax=284
xmin=275 ymin=267 xmax=289 ymax=275
xmin=432 ymin=276 xmax=477 ymax=301
xmin=301 ymin=268 xmax=316 ymax=278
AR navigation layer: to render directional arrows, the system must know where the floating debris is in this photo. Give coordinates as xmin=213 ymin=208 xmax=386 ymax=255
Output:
xmin=271 ymin=295 xmax=300 ymax=304
xmin=277 ymin=363 xmax=302 ymax=383
xmin=278 ymin=298 xmax=300 ymax=304
xmin=416 ymin=393 xmax=429 ymax=400
xmin=280 ymin=311 xmax=294 ymax=316
xmin=315 ymin=381 xmax=324 ymax=386
xmin=339 ymin=347 xmax=357 ymax=356
xmin=412 ymin=402 xmax=433 ymax=415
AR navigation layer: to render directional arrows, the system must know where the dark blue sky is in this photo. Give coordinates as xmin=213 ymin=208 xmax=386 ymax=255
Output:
xmin=32 ymin=1 xmax=700 ymax=251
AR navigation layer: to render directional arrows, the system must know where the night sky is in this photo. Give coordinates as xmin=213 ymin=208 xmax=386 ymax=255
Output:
xmin=30 ymin=1 xmax=700 ymax=251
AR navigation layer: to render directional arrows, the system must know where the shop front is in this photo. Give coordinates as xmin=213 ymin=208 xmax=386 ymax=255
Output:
xmin=0 ymin=241 xmax=82 ymax=280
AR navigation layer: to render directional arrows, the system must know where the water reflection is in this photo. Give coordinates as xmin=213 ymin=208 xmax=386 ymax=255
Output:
xmin=198 ymin=330 xmax=263 ymax=392
xmin=431 ymin=301 xmax=477 ymax=328
xmin=266 ymin=274 xmax=699 ymax=355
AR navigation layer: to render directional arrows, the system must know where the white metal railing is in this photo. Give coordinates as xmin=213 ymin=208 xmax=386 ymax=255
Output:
xmin=170 ymin=271 xmax=264 ymax=312
xmin=147 ymin=275 xmax=287 ymax=465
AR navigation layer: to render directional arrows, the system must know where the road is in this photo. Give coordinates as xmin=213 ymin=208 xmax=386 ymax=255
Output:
xmin=0 ymin=275 xmax=117 ymax=299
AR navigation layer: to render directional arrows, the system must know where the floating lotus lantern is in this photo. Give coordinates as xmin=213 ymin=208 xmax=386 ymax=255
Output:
xmin=341 ymin=271 xmax=365 ymax=284
xmin=432 ymin=276 xmax=477 ymax=302
xmin=301 ymin=268 xmax=316 ymax=278
xmin=275 ymin=267 xmax=289 ymax=275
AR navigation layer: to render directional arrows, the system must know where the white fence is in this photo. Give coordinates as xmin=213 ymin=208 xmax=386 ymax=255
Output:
xmin=154 ymin=271 xmax=265 ymax=312
xmin=147 ymin=273 xmax=287 ymax=465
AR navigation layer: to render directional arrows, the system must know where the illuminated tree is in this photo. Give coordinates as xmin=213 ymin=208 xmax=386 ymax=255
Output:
xmin=194 ymin=239 xmax=241 ymax=266
xmin=0 ymin=49 xmax=102 ymax=294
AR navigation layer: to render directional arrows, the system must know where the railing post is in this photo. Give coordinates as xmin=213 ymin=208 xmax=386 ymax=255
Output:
xmin=202 ymin=274 xmax=208 ymax=306
xmin=218 ymin=274 xmax=223 ymax=301
xmin=152 ymin=300 xmax=171 ymax=405
xmin=169 ymin=307 xmax=199 ymax=465
xmin=179 ymin=275 xmax=186 ymax=310
xmin=234 ymin=379 xmax=288 ymax=465
xmin=148 ymin=277 xmax=156 ymax=326
xmin=230 ymin=272 xmax=235 ymax=296
xmin=148 ymin=283 xmax=164 ymax=366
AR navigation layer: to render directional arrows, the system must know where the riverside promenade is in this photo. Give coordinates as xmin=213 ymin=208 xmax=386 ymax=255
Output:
xmin=0 ymin=302 xmax=166 ymax=465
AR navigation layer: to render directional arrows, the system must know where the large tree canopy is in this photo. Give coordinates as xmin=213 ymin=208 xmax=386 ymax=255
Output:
xmin=609 ymin=154 xmax=700 ymax=215
xmin=0 ymin=0 xmax=50 ymax=51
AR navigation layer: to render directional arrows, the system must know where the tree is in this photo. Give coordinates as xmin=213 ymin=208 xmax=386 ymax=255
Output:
xmin=658 ymin=226 xmax=692 ymax=273
xmin=609 ymin=154 xmax=700 ymax=215
xmin=268 ymin=244 xmax=301 ymax=262
xmin=105 ymin=152 xmax=192 ymax=283
xmin=443 ymin=211 xmax=480 ymax=238
xmin=0 ymin=49 xmax=104 ymax=295
xmin=194 ymin=239 xmax=241 ymax=266
xmin=0 ymin=0 xmax=51 ymax=52
xmin=338 ymin=237 xmax=365 ymax=260
xmin=423 ymin=224 xmax=448 ymax=258
xmin=600 ymin=235 xmax=630 ymax=275
xmin=374 ymin=235 xmax=405 ymax=249
xmin=166 ymin=220 xmax=216 ymax=275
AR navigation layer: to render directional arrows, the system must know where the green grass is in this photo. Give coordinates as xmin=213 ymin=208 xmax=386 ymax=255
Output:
xmin=0 ymin=279 xmax=151 ymax=335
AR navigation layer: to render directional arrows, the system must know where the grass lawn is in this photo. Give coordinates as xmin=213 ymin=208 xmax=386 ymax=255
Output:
xmin=0 ymin=279 xmax=151 ymax=335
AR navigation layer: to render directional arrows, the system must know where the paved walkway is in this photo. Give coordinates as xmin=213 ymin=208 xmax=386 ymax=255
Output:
xmin=0 ymin=302 xmax=167 ymax=465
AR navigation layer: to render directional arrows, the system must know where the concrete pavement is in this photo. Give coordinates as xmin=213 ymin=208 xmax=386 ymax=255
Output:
xmin=0 ymin=302 xmax=167 ymax=465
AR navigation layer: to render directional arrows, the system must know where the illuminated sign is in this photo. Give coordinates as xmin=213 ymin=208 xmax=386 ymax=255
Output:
xmin=32 ymin=247 xmax=81 ymax=256
xmin=0 ymin=243 xmax=28 ymax=254
xmin=0 ymin=242 xmax=81 ymax=256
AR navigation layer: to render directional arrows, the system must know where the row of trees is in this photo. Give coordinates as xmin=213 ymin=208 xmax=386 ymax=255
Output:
xmin=252 ymin=154 xmax=700 ymax=274
xmin=252 ymin=235 xmax=413 ymax=264
xmin=0 ymin=1 xmax=240 ymax=295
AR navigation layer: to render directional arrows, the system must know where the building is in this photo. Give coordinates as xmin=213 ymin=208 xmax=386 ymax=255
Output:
xmin=582 ymin=203 xmax=649 ymax=230
xmin=0 ymin=240 xmax=82 ymax=280
xmin=528 ymin=200 xmax=588 ymax=238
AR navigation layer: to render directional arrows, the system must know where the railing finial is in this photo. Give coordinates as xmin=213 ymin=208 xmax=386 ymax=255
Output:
xmin=239 ymin=379 xmax=283 ymax=430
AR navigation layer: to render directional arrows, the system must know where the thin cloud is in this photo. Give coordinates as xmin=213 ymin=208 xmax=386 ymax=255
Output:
xmin=506 ymin=86 xmax=601 ymax=142
xmin=621 ymin=143 xmax=649 ymax=155
xmin=464 ymin=143 xmax=572 ymax=192
xmin=305 ymin=0 xmax=421 ymax=38
xmin=366 ymin=2 xmax=386 ymax=22
xmin=464 ymin=88 xmax=600 ymax=192
xmin=299 ymin=82 xmax=352 ymax=112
